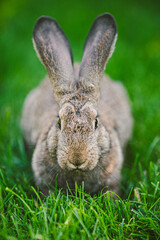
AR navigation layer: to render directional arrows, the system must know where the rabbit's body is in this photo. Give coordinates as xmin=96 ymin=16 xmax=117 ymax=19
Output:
xmin=21 ymin=14 xmax=133 ymax=195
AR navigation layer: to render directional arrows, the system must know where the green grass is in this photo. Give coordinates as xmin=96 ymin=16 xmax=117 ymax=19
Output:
xmin=0 ymin=0 xmax=160 ymax=239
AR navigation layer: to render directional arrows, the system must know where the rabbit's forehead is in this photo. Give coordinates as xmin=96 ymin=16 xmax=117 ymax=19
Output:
xmin=59 ymin=102 xmax=97 ymax=119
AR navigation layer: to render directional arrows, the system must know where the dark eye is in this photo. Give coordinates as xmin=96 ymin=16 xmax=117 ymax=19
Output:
xmin=58 ymin=118 xmax=61 ymax=129
xmin=95 ymin=118 xmax=98 ymax=129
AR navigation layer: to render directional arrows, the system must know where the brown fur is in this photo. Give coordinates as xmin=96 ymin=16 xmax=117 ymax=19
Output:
xmin=21 ymin=14 xmax=133 ymax=195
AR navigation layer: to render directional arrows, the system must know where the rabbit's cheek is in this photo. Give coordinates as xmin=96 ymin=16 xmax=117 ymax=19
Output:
xmin=57 ymin=148 xmax=69 ymax=169
xmin=83 ymin=146 xmax=99 ymax=170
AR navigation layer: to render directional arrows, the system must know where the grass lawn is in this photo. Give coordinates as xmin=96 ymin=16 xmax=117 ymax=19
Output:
xmin=0 ymin=0 xmax=160 ymax=239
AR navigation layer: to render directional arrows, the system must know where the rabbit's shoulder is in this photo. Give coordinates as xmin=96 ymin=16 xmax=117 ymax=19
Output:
xmin=99 ymin=75 xmax=133 ymax=147
xmin=21 ymin=77 xmax=58 ymax=145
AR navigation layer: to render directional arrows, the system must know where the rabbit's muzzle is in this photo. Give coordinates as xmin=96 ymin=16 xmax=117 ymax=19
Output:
xmin=68 ymin=153 xmax=86 ymax=167
xmin=67 ymin=151 xmax=88 ymax=170
xmin=57 ymin=134 xmax=99 ymax=171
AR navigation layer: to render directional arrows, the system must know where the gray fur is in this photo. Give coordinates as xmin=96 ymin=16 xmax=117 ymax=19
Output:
xmin=21 ymin=13 xmax=133 ymax=195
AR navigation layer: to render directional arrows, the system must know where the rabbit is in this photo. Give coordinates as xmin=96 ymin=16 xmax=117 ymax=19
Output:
xmin=21 ymin=13 xmax=133 ymax=196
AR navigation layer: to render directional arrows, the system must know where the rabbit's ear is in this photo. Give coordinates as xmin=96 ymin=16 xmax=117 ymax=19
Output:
xmin=79 ymin=13 xmax=117 ymax=101
xmin=33 ymin=16 xmax=74 ymax=104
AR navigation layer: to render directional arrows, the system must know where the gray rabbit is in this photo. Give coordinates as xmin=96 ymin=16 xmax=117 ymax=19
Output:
xmin=21 ymin=13 xmax=133 ymax=195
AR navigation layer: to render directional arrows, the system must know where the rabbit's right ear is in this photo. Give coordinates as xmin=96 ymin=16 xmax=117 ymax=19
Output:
xmin=33 ymin=16 xmax=74 ymax=104
xmin=79 ymin=13 xmax=117 ymax=102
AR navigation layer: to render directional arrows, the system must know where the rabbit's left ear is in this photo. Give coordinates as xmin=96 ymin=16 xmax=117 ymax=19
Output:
xmin=79 ymin=13 xmax=117 ymax=101
xmin=33 ymin=16 xmax=74 ymax=104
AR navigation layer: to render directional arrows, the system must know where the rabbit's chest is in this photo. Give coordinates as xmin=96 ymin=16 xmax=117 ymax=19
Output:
xmin=58 ymin=170 xmax=105 ymax=195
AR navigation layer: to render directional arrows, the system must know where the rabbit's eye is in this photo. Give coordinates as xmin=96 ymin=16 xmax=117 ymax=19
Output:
xmin=95 ymin=118 xmax=98 ymax=129
xmin=58 ymin=118 xmax=61 ymax=129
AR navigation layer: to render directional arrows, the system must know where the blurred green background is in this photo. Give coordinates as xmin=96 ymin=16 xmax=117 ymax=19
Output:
xmin=0 ymin=0 xmax=160 ymax=192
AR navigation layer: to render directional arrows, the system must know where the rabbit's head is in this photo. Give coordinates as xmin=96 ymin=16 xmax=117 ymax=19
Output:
xmin=33 ymin=14 xmax=117 ymax=171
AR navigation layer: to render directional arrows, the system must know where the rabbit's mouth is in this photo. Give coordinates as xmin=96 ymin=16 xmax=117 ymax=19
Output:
xmin=67 ymin=160 xmax=88 ymax=171
xmin=65 ymin=158 xmax=98 ymax=172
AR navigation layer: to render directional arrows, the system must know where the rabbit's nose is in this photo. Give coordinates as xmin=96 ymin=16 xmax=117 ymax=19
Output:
xmin=69 ymin=158 xmax=85 ymax=167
